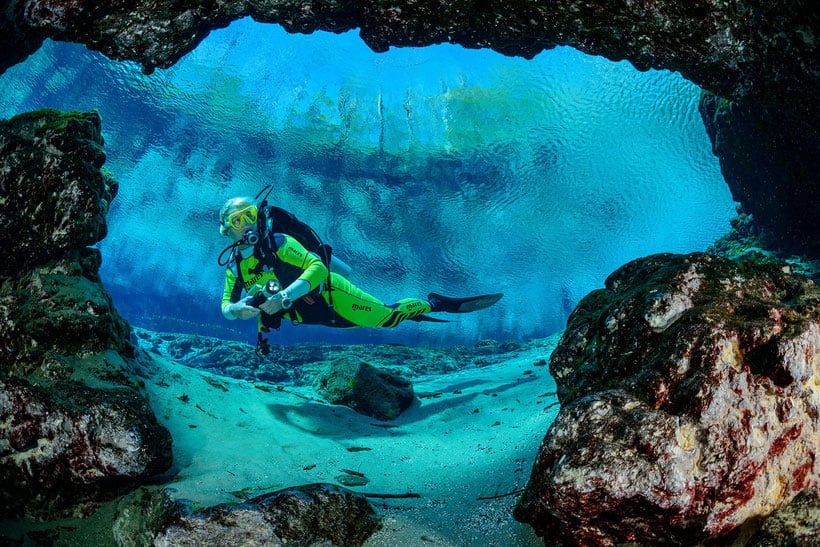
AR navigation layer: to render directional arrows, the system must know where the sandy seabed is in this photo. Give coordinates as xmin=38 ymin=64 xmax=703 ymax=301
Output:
xmin=145 ymin=337 xmax=561 ymax=546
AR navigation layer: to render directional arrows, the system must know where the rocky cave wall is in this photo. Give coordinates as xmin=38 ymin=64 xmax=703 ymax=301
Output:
xmin=1 ymin=0 xmax=818 ymax=257
xmin=0 ymin=110 xmax=382 ymax=545
xmin=0 ymin=110 xmax=172 ymax=519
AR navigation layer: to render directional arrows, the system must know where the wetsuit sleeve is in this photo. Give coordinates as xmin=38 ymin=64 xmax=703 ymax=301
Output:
xmin=273 ymin=233 xmax=328 ymax=291
xmin=221 ymin=267 xmax=243 ymax=319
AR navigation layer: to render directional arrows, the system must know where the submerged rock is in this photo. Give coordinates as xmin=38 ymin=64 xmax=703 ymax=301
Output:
xmin=113 ymin=484 xmax=381 ymax=546
xmin=134 ymin=326 xmax=531 ymax=385
xmin=0 ymin=110 xmax=172 ymax=519
xmin=314 ymin=356 xmax=415 ymax=420
xmin=515 ymin=252 xmax=820 ymax=545
xmin=700 ymin=93 xmax=820 ymax=258
xmin=132 ymin=328 xmax=291 ymax=383
xmin=747 ymin=487 xmax=820 ymax=546
xmin=0 ymin=376 xmax=172 ymax=519
xmin=0 ymin=109 xmax=114 ymax=275
xmin=0 ymin=110 xmax=129 ymax=378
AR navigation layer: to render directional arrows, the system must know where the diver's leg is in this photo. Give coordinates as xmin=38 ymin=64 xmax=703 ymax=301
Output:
xmin=327 ymin=274 xmax=431 ymax=328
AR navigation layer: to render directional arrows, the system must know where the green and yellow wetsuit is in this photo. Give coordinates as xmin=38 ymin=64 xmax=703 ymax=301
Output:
xmin=222 ymin=233 xmax=432 ymax=329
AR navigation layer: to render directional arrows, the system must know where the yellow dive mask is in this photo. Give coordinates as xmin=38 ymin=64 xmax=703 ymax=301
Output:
xmin=225 ymin=205 xmax=258 ymax=231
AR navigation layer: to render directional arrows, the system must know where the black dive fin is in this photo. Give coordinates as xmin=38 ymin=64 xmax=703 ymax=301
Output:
xmin=428 ymin=292 xmax=504 ymax=313
xmin=410 ymin=315 xmax=452 ymax=323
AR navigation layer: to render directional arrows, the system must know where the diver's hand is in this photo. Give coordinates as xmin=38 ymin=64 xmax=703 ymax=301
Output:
xmin=258 ymin=292 xmax=285 ymax=315
xmin=228 ymin=296 xmax=260 ymax=320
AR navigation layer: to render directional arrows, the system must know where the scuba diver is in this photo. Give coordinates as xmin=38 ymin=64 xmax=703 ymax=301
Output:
xmin=218 ymin=188 xmax=503 ymax=354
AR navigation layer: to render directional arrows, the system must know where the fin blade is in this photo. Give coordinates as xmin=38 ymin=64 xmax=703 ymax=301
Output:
xmin=428 ymin=292 xmax=504 ymax=313
xmin=410 ymin=315 xmax=451 ymax=323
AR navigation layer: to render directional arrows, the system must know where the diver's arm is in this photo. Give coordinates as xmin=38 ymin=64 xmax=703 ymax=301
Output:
xmin=221 ymin=265 xmax=259 ymax=320
xmin=224 ymin=296 xmax=260 ymax=320
xmin=281 ymin=279 xmax=311 ymax=301
xmin=258 ymin=234 xmax=328 ymax=314
xmin=258 ymin=278 xmax=311 ymax=315
xmin=221 ymin=268 xmax=239 ymax=319
xmin=274 ymin=234 xmax=329 ymax=291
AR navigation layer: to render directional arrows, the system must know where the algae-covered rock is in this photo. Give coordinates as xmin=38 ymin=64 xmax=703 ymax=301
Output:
xmin=151 ymin=483 xmax=381 ymax=546
xmin=515 ymin=252 xmax=820 ymax=545
xmin=0 ymin=109 xmax=116 ymax=275
xmin=0 ymin=109 xmax=172 ymax=519
xmin=314 ymin=356 xmax=414 ymax=420
xmin=1 ymin=250 xmax=133 ymax=381
xmin=112 ymin=487 xmax=178 ymax=546
xmin=748 ymin=488 xmax=820 ymax=546
xmin=0 ymin=110 xmax=131 ymax=379
xmin=0 ymin=377 xmax=172 ymax=519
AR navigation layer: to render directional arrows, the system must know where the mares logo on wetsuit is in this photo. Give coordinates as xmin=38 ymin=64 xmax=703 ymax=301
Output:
xmin=352 ymin=303 xmax=372 ymax=312
xmin=244 ymin=273 xmax=264 ymax=290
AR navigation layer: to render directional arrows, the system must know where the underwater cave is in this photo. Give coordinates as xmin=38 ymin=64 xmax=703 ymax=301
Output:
xmin=1 ymin=2 xmax=817 ymax=545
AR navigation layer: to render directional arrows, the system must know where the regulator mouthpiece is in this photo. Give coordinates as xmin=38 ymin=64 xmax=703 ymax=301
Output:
xmin=242 ymin=230 xmax=259 ymax=246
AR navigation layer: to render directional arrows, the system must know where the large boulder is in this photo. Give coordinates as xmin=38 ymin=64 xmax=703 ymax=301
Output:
xmin=0 ymin=376 xmax=172 ymax=519
xmin=0 ymin=110 xmax=172 ymax=518
xmin=514 ymin=252 xmax=820 ymax=545
xmin=314 ymin=356 xmax=415 ymax=420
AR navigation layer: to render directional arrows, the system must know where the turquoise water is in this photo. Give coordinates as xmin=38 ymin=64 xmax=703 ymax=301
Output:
xmin=0 ymin=18 xmax=736 ymax=346
xmin=0 ymin=18 xmax=740 ymax=546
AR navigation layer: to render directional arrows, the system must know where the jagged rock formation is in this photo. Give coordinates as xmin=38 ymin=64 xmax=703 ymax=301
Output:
xmin=0 ymin=110 xmax=172 ymax=518
xmin=113 ymin=484 xmax=381 ymax=546
xmin=133 ymin=328 xmax=292 ymax=383
xmin=1 ymin=0 xmax=816 ymax=256
xmin=514 ymin=252 xmax=820 ymax=544
xmin=0 ymin=110 xmax=113 ymax=277
xmin=0 ymin=0 xmax=812 ymax=111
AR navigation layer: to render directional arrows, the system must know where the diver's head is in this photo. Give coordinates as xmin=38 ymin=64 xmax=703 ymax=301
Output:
xmin=219 ymin=197 xmax=258 ymax=243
